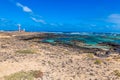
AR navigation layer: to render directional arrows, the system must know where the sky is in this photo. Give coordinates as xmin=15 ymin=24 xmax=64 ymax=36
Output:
xmin=0 ymin=0 xmax=120 ymax=32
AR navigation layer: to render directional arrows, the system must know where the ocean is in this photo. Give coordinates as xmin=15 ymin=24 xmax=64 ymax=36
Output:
xmin=42 ymin=32 xmax=120 ymax=50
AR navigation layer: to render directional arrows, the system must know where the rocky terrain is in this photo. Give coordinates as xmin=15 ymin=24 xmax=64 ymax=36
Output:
xmin=0 ymin=32 xmax=120 ymax=80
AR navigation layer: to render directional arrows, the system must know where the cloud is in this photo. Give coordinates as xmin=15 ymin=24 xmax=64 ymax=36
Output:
xmin=16 ymin=2 xmax=48 ymax=24
xmin=16 ymin=2 xmax=32 ymax=13
xmin=106 ymin=14 xmax=120 ymax=30
xmin=108 ymin=14 xmax=120 ymax=24
xmin=15 ymin=2 xmax=48 ymax=24
xmin=50 ymin=23 xmax=58 ymax=26
xmin=31 ymin=17 xmax=46 ymax=24
xmin=13 ymin=1 xmax=58 ymax=26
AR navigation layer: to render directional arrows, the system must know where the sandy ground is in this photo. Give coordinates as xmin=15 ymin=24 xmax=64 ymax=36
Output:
xmin=0 ymin=32 xmax=120 ymax=80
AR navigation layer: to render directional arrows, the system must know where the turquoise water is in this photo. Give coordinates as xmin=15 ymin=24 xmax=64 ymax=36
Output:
xmin=42 ymin=33 xmax=120 ymax=49
xmin=44 ymin=39 xmax=55 ymax=43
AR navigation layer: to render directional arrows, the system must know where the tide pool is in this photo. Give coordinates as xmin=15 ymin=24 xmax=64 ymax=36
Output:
xmin=41 ymin=33 xmax=120 ymax=49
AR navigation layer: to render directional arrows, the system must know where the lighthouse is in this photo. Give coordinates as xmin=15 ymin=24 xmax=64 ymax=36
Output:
xmin=17 ymin=24 xmax=21 ymax=32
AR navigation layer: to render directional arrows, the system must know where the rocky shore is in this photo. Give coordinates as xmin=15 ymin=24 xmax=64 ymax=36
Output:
xmin=0 ymin=32 xmax=120 ymax=80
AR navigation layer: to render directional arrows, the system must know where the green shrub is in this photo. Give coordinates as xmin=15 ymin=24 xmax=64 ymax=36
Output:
xmin=4 ymin=71 xmax=34 ymax=80
xmin=94 ymin=59 xmax=102 ymax=65
xmin=86 ymin=53 xmax=94 ymax=59
xmin=4 ymin=70 xmax=43 ymax=80
xmin=16 ymin=49 xmax=35 ymax=54
xmin=113 ymin=70 xmax=120 ymax=77
xmin=64 ymin=51 xmax=69 ymax=55
xmin=31 ymin=70 xmax=43 ymax=78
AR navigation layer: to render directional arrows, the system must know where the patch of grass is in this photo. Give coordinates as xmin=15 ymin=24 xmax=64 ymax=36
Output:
xmin=113 ymin=56 xmax=120 ymax=60
xmin=106 ymin=58 xmax=111 ymax=61
xmin=32 ymin=70 xmax=43 ymax=78
xmin=94 ymin=59 xmax=102 ymax=65
xmin=48 ymin=61 xmax=51 ymax=64
xmin=113 ymin=70 xmax=120 ymax=77
xmin=16 ymin=49 xmax=36 ymax=54
xmin=64 ymin=51 xmax=69 ymax=55
xmin=4 ymin=70 xmax=43 ymax=80
xmin=4 ymin=71 xmax=34 ymax=80
xmin=86 ymin=53 xmax=94 ymax=59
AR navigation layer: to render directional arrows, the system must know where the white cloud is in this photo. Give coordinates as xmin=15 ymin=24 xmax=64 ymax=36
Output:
xmin=50 ymin=23 xmax=58 ymax=26
xmin=9 ymin=1 xmax=49 ymax=25
xmin=108 ymin=14 xmax=120 ymax=24
xmin=16 ymin=2 xmax=32 ymax=13
xmin=31 ymin=17 xmax=46 ymax=24
xmin=16 ymin=2 xmax=47 ymax=24
xmin=107 ymin=14 xmax=120 ymax=30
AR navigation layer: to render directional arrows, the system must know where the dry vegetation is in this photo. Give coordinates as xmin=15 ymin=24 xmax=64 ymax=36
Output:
xmin=4 ymin=70 xmax=43 ymax=80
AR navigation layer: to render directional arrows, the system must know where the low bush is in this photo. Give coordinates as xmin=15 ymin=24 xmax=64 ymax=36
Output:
xmin=94 ymin=59 xmax=102 ymax=65
xmin=16 ymin=49 xmax=36 ymax=54
xmin=4 ymin=70 xmax=43 ymax=80
xmin=113 ymin=70 xmax=120 ymax=77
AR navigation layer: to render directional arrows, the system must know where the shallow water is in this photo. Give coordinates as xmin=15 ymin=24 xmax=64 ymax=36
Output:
xmin=42 ymin=33 xmax=120 ymax=50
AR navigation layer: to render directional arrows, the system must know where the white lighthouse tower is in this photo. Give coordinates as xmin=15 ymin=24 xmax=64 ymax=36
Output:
xmin=17 ymin=24 xmax=21 ymax=32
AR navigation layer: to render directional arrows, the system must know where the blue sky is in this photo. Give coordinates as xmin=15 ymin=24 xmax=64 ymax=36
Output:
xmin=0 ymin=0 xmax=120 ymax=32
